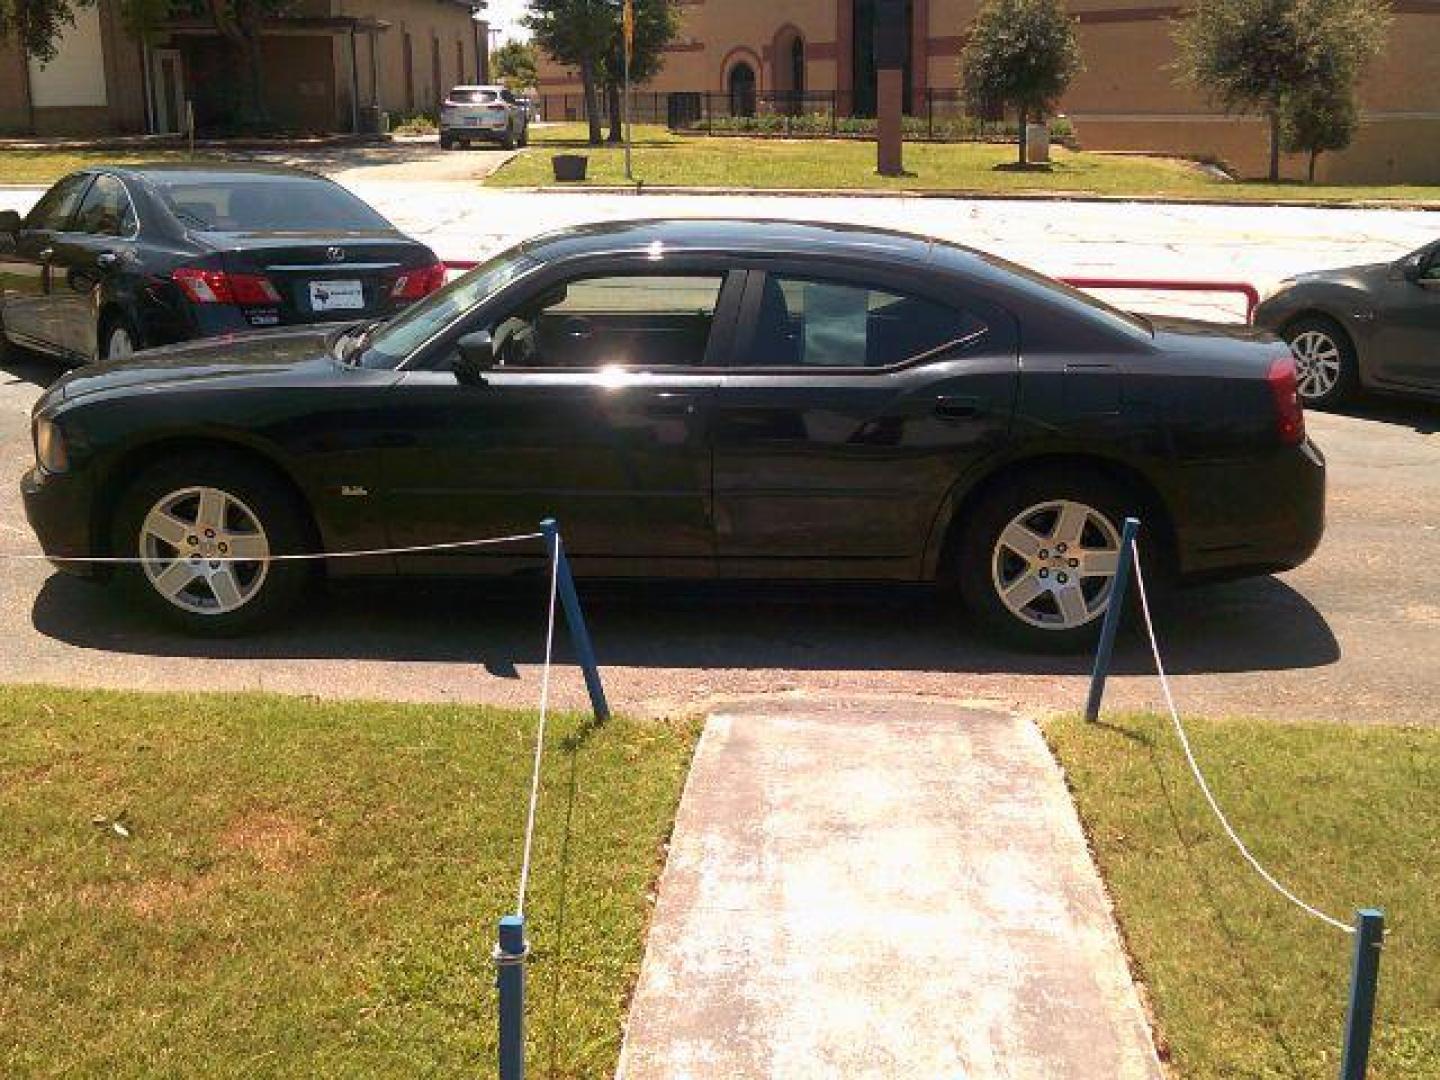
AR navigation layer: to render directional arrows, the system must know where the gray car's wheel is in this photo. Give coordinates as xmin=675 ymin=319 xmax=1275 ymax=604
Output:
xmin=955 ymin=471 xmax=1146 ymax=652
xmin=518 ymin=122 xmax=529 ymax=148
xmin=1285 ymin=316 xmax=1358 ymax=409
xmin=112 ymin=454 xmax=314 ymax=635
xmin=501 ymin=122 xmax=517 ymax=151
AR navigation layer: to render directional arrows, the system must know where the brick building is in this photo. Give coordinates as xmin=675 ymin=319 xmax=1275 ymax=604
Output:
xmin=0 ymin=0 xmax=488 ymax=137
xmin=536 ymin=0 xmax=1440 ymax=183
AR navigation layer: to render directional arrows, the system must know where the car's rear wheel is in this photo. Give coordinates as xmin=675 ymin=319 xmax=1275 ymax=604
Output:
xmin=1285 ymin=316 xmax=1357 ymax=408
xmin=97 ymin=313 xmax=138 ymax=363
xmin=439 ymin=134 xmax=455 ymax=150
xmin=955 ymin=471 xmax=1143 ymax=652
xmin=112 ymin=455 xmax=314 ymax=635
xmin=501 ymin=123 xmax=517 ymax=150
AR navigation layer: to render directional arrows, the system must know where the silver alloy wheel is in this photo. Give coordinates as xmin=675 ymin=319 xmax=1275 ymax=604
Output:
xmin=1289 ymin=329 xmax=1343 ymax=400
xmin=991 ymin=499 xmax=1123 ymax=631
xmin=138 ymin=486 xmax=270 ymax=616
xmin=106 ymin=325 xmax=134 ymax=360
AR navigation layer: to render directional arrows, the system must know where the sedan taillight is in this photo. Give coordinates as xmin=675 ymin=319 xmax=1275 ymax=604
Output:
xmin=173 ymin=267 xmax=281 ymax=306
xmin=391 ymin=261 xmax=447 ymax=300
xmin=1268 ymin=355 xmax=1306 ymax=446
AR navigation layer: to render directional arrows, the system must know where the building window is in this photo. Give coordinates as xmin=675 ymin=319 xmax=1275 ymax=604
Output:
xmin=728 ymin=62 xmax=756 ymax=118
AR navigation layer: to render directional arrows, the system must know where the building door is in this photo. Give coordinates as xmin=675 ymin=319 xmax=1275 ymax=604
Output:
xmin=150 ymin=48 xmax=186 ymax=134
xmin=728 ymin=63 xmax=756 ymax=118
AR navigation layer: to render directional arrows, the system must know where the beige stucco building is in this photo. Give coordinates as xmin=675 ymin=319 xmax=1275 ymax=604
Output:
xmin=537 ymin=0 xmax=1440 ymax=183
xmin=1 ymin=0 xmax=487 ymax=137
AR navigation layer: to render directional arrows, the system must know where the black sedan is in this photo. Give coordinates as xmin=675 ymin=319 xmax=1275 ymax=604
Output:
xmin=0 ymin=163 xmax=444 ymax=365
xmin=21 ymin=219 xmax=1325 ymax=650
xmin=1254 ymin=238 xmax=1440 ymax=407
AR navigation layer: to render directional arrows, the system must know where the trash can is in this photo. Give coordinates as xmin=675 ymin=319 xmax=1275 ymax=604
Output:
xmin=1025 ymin=123 xmax=1051 ymax=164
xmin=552 ymin=154 xmax=588 ymax=182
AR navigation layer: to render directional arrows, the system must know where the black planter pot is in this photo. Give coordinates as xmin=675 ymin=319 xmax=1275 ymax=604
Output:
xmin=552 ymin=154 xmax=589 ymax=182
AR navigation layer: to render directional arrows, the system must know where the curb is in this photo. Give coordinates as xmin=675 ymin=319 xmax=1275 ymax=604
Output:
xmin=488 ymin=183 xmax=1440 ymax=212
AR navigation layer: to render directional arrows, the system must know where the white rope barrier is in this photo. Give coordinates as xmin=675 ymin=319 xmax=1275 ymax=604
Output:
xmin=1130 ymin=540 xmax=1355 ymax=935
xmin=515 ymin=534 xmax=561 ymax=918
xmin=0 ymin=532 xmax=545 ymax=565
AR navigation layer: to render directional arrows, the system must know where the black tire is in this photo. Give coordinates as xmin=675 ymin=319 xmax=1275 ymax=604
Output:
xmin=501 ymin=123 xmax=517 ymax=151
xmin=1284 ymin=315 xmax=1358 ymax=409
xmin=110 ymin=453 xmax=315 ymax=636
xmin=439 ymin=134 xmax=455 ymax=150
xmin=518 ymin=123 xmax=529 ymax=148
xmin=96 ymin=311 xmax=141 ymax=363
xmin=953 ymin=469 xmax=1154 ymax=653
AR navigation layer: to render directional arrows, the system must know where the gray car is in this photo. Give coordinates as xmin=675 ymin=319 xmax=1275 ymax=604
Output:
xmin=1254 ymin=239 xmax=1440 ymax=407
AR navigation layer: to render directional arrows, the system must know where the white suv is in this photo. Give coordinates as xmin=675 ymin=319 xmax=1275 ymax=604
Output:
xmin=439 ymin=85 xmax=530 ymax=150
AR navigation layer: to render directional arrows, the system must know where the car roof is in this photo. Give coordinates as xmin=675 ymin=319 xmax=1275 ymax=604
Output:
xmin=518 ymin=218 xmax=946 ymax=266
xmin=99 ymin=162 xmax=331 ymax=185
xmin=449 ymin=85 xmax=505 ymax=92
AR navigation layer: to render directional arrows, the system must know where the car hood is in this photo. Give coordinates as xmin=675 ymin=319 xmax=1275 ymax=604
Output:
xmin=49 ymin=326 xmax=341 ymax=403
xmin=1289 ymin=260 xmax=1393 ymax=288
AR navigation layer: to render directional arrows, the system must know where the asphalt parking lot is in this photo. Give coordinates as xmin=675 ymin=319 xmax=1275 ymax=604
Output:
xmin=1 ymin=339 xmax=1436 ymax=725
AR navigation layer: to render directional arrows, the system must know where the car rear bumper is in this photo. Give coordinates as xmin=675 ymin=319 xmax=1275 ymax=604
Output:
xmin=20 ymin=465 xmax=103 ymax=579
xmin=441 ymin=123 xmax=509 ymax=139
xmin=1173 ymin=438 xmax=1326 ymax=581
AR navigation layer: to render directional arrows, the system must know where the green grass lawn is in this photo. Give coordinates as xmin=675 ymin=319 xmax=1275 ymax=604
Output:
xmin=489 ymin=123 xmax=1440 ymax=204
xmin=0 ymin=686 xmax=698 ymax=1077
xmin=0 ymin=149 xmax=226 ymax=185
xmin=1047 ymin=714 xmax=1440 ymax=1078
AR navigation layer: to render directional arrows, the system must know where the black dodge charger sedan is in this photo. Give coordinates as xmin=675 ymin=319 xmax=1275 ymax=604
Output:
xmin=22 ymin=219 xmax=1325 ymax=650
xmin=0 ymin=163 xmax=444 ymax=365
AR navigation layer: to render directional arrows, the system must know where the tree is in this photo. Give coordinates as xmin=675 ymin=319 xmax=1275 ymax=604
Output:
xmin=1175 ymin=0 xmax=1389 ymax=182
xmin=959 ymin=0 xmax=1081 ymax=166
xmin=0 ymin=0 xmax=92 ymax=64
xmin=527 ymin=0 xmax=613 ymax=145
xmin=492 ymin=39 xmax=538 ymax=93
xmin=1282 ymin=82 xmax=1359 ymax=183
xmin=597 ymin=0 xmax=678 ymax=143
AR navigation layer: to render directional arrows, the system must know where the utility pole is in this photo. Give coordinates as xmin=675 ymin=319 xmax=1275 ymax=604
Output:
xmin=623 ymin=0 xmax=635 ymax=181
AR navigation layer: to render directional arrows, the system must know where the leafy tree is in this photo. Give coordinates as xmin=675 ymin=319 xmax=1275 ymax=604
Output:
xmin=598 ymin=0 xmax=677 ymax=143
xmin=1282 ymin=81 xmax=1359 ymax=183
xmin=1176 ymin=0 xmax=1389 ymax=182
xmin=492 ymin=39 xmax=538 ymax=93
xmin=959 ymin=0 xmax=1081 ymax=166
xmin=527 ymin=0 xmax=612 ymax=145
xmin=0 ymin=0 xmax=92 ymax=64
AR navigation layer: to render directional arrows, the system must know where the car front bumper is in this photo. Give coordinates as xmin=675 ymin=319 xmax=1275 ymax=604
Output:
xmin=21 ymin=465 xmax=103 ymax=579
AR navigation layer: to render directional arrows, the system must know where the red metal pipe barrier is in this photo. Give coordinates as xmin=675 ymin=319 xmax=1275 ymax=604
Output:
xmin=443 ymin=260 xmax=1258 ymax=323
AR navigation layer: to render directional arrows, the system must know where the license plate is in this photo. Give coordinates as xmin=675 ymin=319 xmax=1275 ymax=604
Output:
xmin=309 ymin=280 xmax=364 ymax=311
xmin=465 ymin=117 xmax=482 ymax=126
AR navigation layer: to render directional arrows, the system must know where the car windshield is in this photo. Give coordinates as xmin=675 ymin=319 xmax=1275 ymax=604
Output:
xmin=352 ymin=246 xmax=541 ymax=369
xmin=449 ymin=89 xmax=499 ymax=104
xmin=155 ymin=176 xmax=392 ymax=233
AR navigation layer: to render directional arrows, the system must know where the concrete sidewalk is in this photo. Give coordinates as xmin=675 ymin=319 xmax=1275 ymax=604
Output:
xmin=617 ymin=698 xmax=1163 ymax=1079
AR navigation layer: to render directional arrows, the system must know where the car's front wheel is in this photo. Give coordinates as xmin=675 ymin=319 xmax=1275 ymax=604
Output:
xmin=1285 ymin=316 xmax=1357 ymax=408
xmin=111 ymin=454 xmax=314 ymax=635
xmin=955 ymin=471 xmax=1140 ymax=652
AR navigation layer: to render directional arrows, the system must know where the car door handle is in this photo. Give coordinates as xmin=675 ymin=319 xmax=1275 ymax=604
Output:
xmin=643 ymin=393 xmax=698 ymax=417
xmin=96 ymin=251 xmax=120 ymax=270
xmin=934 ymin=395 xmax=985 ymax=420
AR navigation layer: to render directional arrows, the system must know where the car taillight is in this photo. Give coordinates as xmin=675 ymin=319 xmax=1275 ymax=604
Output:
xmin=1268 ymin=354 xmax=1305 ymax=446
xmin=173 ymin=267 xmax=281 ymax=305
xmin=391 ymin=261 xmax=446 ymax=300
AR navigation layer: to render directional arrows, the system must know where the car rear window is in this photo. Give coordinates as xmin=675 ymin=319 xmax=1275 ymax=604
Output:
xmin=448 ymin=89 xmax=499 ymax=104
xmin=155 ymin=177 xmax=392 ymax=233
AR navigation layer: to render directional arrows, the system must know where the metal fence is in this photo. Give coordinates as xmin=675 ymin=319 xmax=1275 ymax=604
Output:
xmin=533 ymin=89 xmax=1059 ymax=143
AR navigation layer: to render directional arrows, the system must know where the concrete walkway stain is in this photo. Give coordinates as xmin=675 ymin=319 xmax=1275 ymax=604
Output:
xmin=618 ymin=698 xmax=1163 ymax=1079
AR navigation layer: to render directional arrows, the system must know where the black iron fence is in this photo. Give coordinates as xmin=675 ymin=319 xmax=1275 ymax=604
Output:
xmin=532 ymin=89 xmax=1073 ymax=144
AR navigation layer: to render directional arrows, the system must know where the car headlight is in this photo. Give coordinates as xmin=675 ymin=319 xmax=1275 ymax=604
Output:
xmin=34 ymin=417 xmax=69 ymax=473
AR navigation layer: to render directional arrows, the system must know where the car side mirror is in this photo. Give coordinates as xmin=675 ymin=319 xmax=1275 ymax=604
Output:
xmin=1399 ymin=252 xmax=1429 ymax=282
xmin=453 ymin=330 xmax=495 ymax=385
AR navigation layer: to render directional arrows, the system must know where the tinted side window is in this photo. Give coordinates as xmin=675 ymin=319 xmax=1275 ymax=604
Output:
xmin=490 ymin=274 xmax=725 ymax=369
xmin=72 ymin=174 xmax=135 ymax=237
xmin=744 ymin=275 xmax=987 ymax=368
xmin=24 ymin=174 xmax=92 ymax=231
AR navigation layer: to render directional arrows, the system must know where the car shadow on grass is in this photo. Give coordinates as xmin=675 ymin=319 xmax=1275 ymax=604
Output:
xmin=30 ymin=572 xmax=1339 ymax=677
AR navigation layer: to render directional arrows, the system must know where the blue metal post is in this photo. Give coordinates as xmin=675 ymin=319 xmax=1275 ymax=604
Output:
xmin=496 ymin=914 xmax=526 ymax=1080
xmin=540 ymin=519 xmax=611 ymax=722
xmin=1340 ymin=908 xmax=1385 ymax=1080
xmin=1084 ymin=516 xmax=1141 ymax=723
